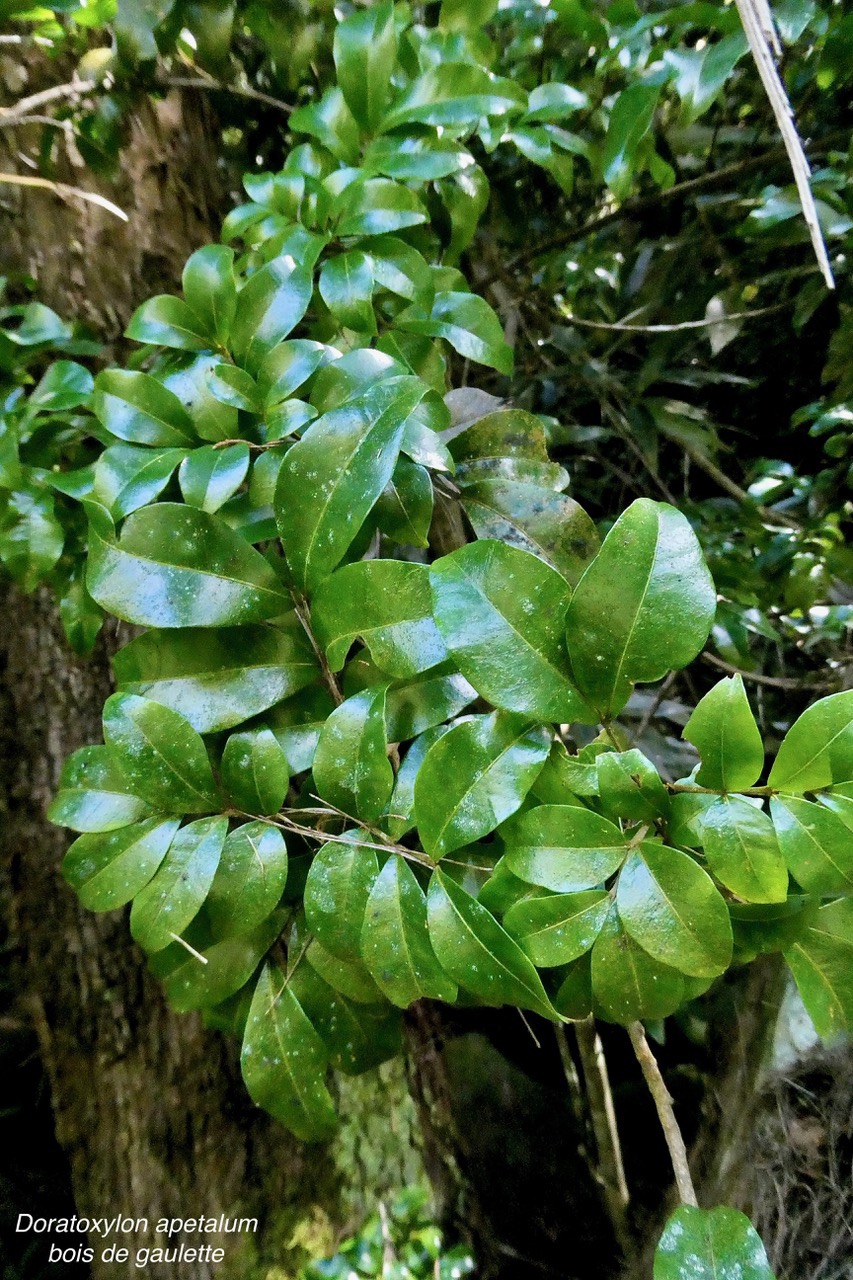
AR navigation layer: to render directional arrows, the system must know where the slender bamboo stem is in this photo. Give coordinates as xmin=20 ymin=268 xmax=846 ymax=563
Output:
xmin=627 ymin=1022 xmax=698 ymax=1207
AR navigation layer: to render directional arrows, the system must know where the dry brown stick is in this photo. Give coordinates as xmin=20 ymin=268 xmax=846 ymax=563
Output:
xmin=164 ymin=74 xmax=293 ymax=115
xmin=575 ymin=1020 xmax=633 ymax=1256
xmin=702 ymin=651 xmax=836 ymax=691
xmin=565 ymin=301 xmax=789 ymax=333
xmin=0 ymin=171 xmax=128 ymax=220
xmin=0 ymin=77 xmax=95 ymax=123
xmin=628 ymin=1021 xmax=698 ymax=1207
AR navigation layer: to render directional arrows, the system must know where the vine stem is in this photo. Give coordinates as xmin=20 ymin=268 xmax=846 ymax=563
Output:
xmin=666 ymin=783 xmax=774 ymax=797
xmin=627 ymin=1022 xmax=698 ymax=1208
xmin=290 ymin=591 xmax=344 ymax=706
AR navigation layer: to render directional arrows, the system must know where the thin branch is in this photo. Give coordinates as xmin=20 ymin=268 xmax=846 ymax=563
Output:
xmin=290 ymin=591 xmax=344 ymax=707
xmin=164 ymin=74 xmax=293 ymax=115
xmin=734 ymin=0 xmax=834 ymax=288
xmin=628 ymin=1021 xmax=698 ymax=1207
xmin=575 ymin=1020 xmax=632 ymax=1254
xmin=0 ymin=78 xmax=95 ymax=125
xmin=564 ymin=301 xmax=789 ymax=334
xmin=702 ymin=651 xmax=837 ymax=691
xmin=0 ymin=171 xmax=128 ymax=221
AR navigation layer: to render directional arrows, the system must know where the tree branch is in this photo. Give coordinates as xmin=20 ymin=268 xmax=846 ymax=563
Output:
xmin=628 ymin=1022 xmax=698 ymax=1207
xmin=0 ymin=78 xmax=95 ymax=125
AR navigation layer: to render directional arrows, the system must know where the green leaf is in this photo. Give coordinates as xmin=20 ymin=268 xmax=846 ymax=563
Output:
xmin=241 ymin=965 xmax=337 ymax=1142
xmin=414 ymin=712 xmax=551 ymax=859
xmin=160 ymin=911 xmax=284 ymax=1013
xmin=93 ymin=444 xmax=187 ymax=519
xmin=333 ymin=0 xmax=396 ymax=131
xmin=386 ymin=726 xmax=452 ymax=840
xmin=565 ymin=499 xmax=716 ymax=718
xmin=504 ymin=890 xmax=609 ymax=967
xmin=102 ymin=692 xmax=219 ymax=813
xmin=440 ymin=0 xmax=498 ymax=32
xmin=654 ymin=1205 xmax=776 ymax=1280
xmin=206 ymin=821 xmax=289 ymax=938
xmin=179 ymin=443 xmax=250 ymax=513
xmin=665 ymin=32 xmax=748 ymax=124
xmin=364 ymin=136 xmax=471 ymax=182
xmin=125 ymin=295 xmax=210 ymax=351
xmin=596 ymin=748 xmax=670 ymax=822
xmin=304 ymin=836 xmax=379 ymax=960
xmin=361 ymin=856 xmax=457 ymax=1006
xmin=290 ymin=87 xmax=360 ymax=165
xmin=430 ymin=541 xmax=590 ymax=723
xmin=318 ymin=252 xmax=376 ymax=335
xmin=382 ymin=63 xmax=526 ymax=130
xmin=62 ymin=817 xmax=179 ymax=911
xmin=313 ymin=687 xmax=394 ymax=823
xmin=305 ymin=935 xmax=384 ymax=1004
xmin=616 ymin=842 xmax=733 ymax=978
xmin=312 ymin=560 xmax=446 ymax=678
xmin=603 ymin=82 xmax=661 ymax=200
xmin=525 ymin=82 xmax=589 ymax=123
xmin=502 ymin=806 xmax=627 ymax=892
xmin=159 ymin=352 xmax=237 ymax=442
xmin=182 ymin=244 xmax=237 ymax=346
xmin=276 ymin=376 xmax=427 ymax=593
xmin=683 ymin=675 xmax=765 ymax=791
xmin=130 ymin=816 xmax=227 ymax=951
xmin=113 ymin=623 xmax=316 ymax=733
xmin=221 ymin=728 xmax=289 ymax=816
xmin=461 ymin=481 xmax=599 ymax=587
xmin=259 ymin=339 xmax=334 ymax=405
xmin=48 ymin=745 xmax=155 ymax=833
xmin=385 ymin=666 xmax=477 ymax=742
xmin=592 ymin=907 xmax=685 ymax=1022
xmin=397 ymin=292 xmax=513 ymax=375
xmin=784 ymin=899 xmax=853 ymax=1040
xmin=701 ymin=797 xmax=788 ymax=903
xmin=92 ymin=370 xmax=196 ymax=447
xmin=0 ymin=490 xmax=64 ymax=592
xmin=208 ymin=363 xmax=261 ymax=412
xmin=770 ymin=795 xmax=853 ymax=895
xmin=27 ymin=360 xmax=93 ymax=412
xmin=768 ymin=690 xmax=853 ymax=792
xmin=87 ymin=502 xmax=288 ymax=627
xmin=288 ymin=963 xmax=401 ymax=1074
xmin=334 ymin=179 xmax=429 ymax=238
xmin=231 ymin=255 xmax=313 ymax=374
xmin=426 ymin=869 xmax=559 ymax=1020
xmin=375 ymin=458 xmax=434 ymax=549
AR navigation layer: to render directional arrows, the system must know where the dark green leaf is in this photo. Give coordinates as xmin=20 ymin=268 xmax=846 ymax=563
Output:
xmin=427 ymin=869 xmax=559 ymax=1020
xmin=333 ymin=0 xmax=396 ymax=131
xmin=361 ymin=856 xmax=457 ymax=1006
xmin=382 ymin=63 xmax=526 ymax=130
xmin=595 ymin=749 xmax=670 ymax=823
xmin=397 ymin=292 xmax=513 ymax=375
xmin=92 ymin=370 xmax=196 ymax=447
xmin=592 ymin=907 xmax=685 ymax=1022
xmin=125 ymin=295 xmax=210 ymax=351
xmin=231 ymin=255 xmax=313 ymax=374
xmin=654 ymin=1205 xmax=776 ymax=1280
xmin=334 ymin=179 xmax=429 ymax=238
xmin=313 ymin=687 xmax=394 ymax=823
xmin=130 ymin=816 xmax=227 ymax=951
xmin=304 ymin=836 xmax=379 ymax=960
xmin=374 ymin=458 xmax=434 ymax=549
xmin=182 ymin=244 xmax=237 ymax=346
xmin=102 ymin=692 xmax=219 ymax=813
xmin=770 ymin=795 xmax=853 ymax=895
xmin=62 ymin=817 xmax=179 ymax=911
xmin=207 ymin=821 xmax=289 ymax=938
xmin=785 ymin=899 xmax=853 ymax=1040
xmin=616 ymin=842 xmax=733 ymax=978
xmin=461 ymin=482 xmax=599 ymax=587
xmin=318 ymin=251 xmax=376 ymax=334
xmin=48 ymin=745 xmax=155 ymax=833
xmin=603 ymin=82 xmax=661 ymax=200
xmin=221 ymin=728 xmax=289 ymax=816
xmin=289 ymin=963 xmax=401 ymax=1074
xmin=683 ymin=675 xmax=765 ymax=792
xmin=93 ymin=444 xmax=187 ymax=519
xmin=502 ymin=805 xmax=627 ymax=891
xmin=179 ymin=442 xmax=250 ymax=513
xmin=161 ymin=911 xmax=284 ymax=1014
xmin=701 ymin=797 xmax=788 ymax=903
xmin=504 ymin=890 xmax=609 ymax=967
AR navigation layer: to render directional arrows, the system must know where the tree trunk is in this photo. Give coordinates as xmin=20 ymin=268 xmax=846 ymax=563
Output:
xmin=0 ymin=82 xmax=423 ymax=1280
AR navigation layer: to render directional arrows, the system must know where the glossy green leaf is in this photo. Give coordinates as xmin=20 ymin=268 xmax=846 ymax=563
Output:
xmin=130 ymin=816 xmax=227 ymax=951
xmin=565 ymin=499 xmax=716 ymax=718
xmin=161 ymin=911 xmax=284 ymax=1014
xmin=385 ymin=666 xmax=477 ymax=742
xmin=683 ymin=675 xmax=764 ymax=791
xmin=504 ymin=890 xmax=609 ymax=967
xmin=48 ymin=744 xmax=154 ymax=833
xmin=241 ymin=965 xmax=337 ymax=1142
xmin=27 ymin=360 xmax=93 ymax=412
xmin=768 ymin=690 xmax=853 ymax=792
xmin=221 ymin=728 xmax=289 ymax=816
xmin=304 ymin=936 xmax=384 ymax=1004
xmin=318 ymin=251 xmax=376 ymax=334
xmin=374 ymin=458 xmax=433 ymax=549
xmin=440 ymin=0 xmax=498 ymax=32
xmin=208 ymin=363 xmax=261 ymax=412
xmin=361 ymin=856 xmax=457 ymax=1007
xmin=102 ymin=692 xmax=218 ymax=813
xmin=654 ymin=1205 xmax=776 ymax=1280
xmin=397 ymin=292 xmax=513 ymax=375
xmin=770 ymin=795 xmax=853 ymax=895
xmin=334 ymin=179 xmax=429 ymax=238
xmin=62 ymin=817 xmax=179 ymax=911
xmin=179 ymin=443 xmax=249 ymax=513
xmin=313 ymin=687 xmax=394 ymax=823
xmin=525 ymin=82 xmax=589 ymax=123
xmin=502 ymin=805 xmax=627 ymax=892
xmin=701 ymin=797 xmax=788 ymax=903
xmin=93 ymin=444 xmax=187 ymax=519
xmin=333 ymin=0 xmax=396 ymax=131
xmin=603 ymin=82 xmax=661 ymax=200
xmin=182 ymin=244 xmax=237 ymax=346
xmin=616 ymin=842 xmax=733 ymax=978
xmin=206 ymin=821 xmax=289 ymax=938
xmin=92 ymin=370 xmax=196 ymax=447
xmin=386 ymin=725 xmax=452 ymax=840
xmin=290 ymin=87 xmax=360 ymax=166
xmin=415 ymin=712 xmax=551 ymax=859
xmin=595 ymin=749 xmax=670 ymax=822
xmin=113 ymin=623 xmax=316 ymax=733
xmin=426 ymin=869 xmax=559 ymax=1020
xmin=289 ymin=963 xmax=401 ymax=1075
xmin=276 ymin=376 xmax=427 ymax=593
xmin=430 ymin=540 xmax=590 ymax=722
xmin=259 ymin=339 xmax=334 ymax=405
xmin=231 ymin=255 xmax=313 ymax=374
xmin=304 ymin=836 xmax=379 ymax=960
xmin=784 ymin=899 xmax=853 ymax=1040
xmin=87 ymin=502 xmax=288 ymax=627
xmin=313 ymin=560 xmax=446 ymax=678
xmin=125 ymin=295 xmax=210 ymax=351
xmin=382 ymin=63 xmax=526 ymax=130
xmin=461 ymin=482 xmax=599 ymax=587
xmin=592 ymin=907 xmax=685 ymax=1022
